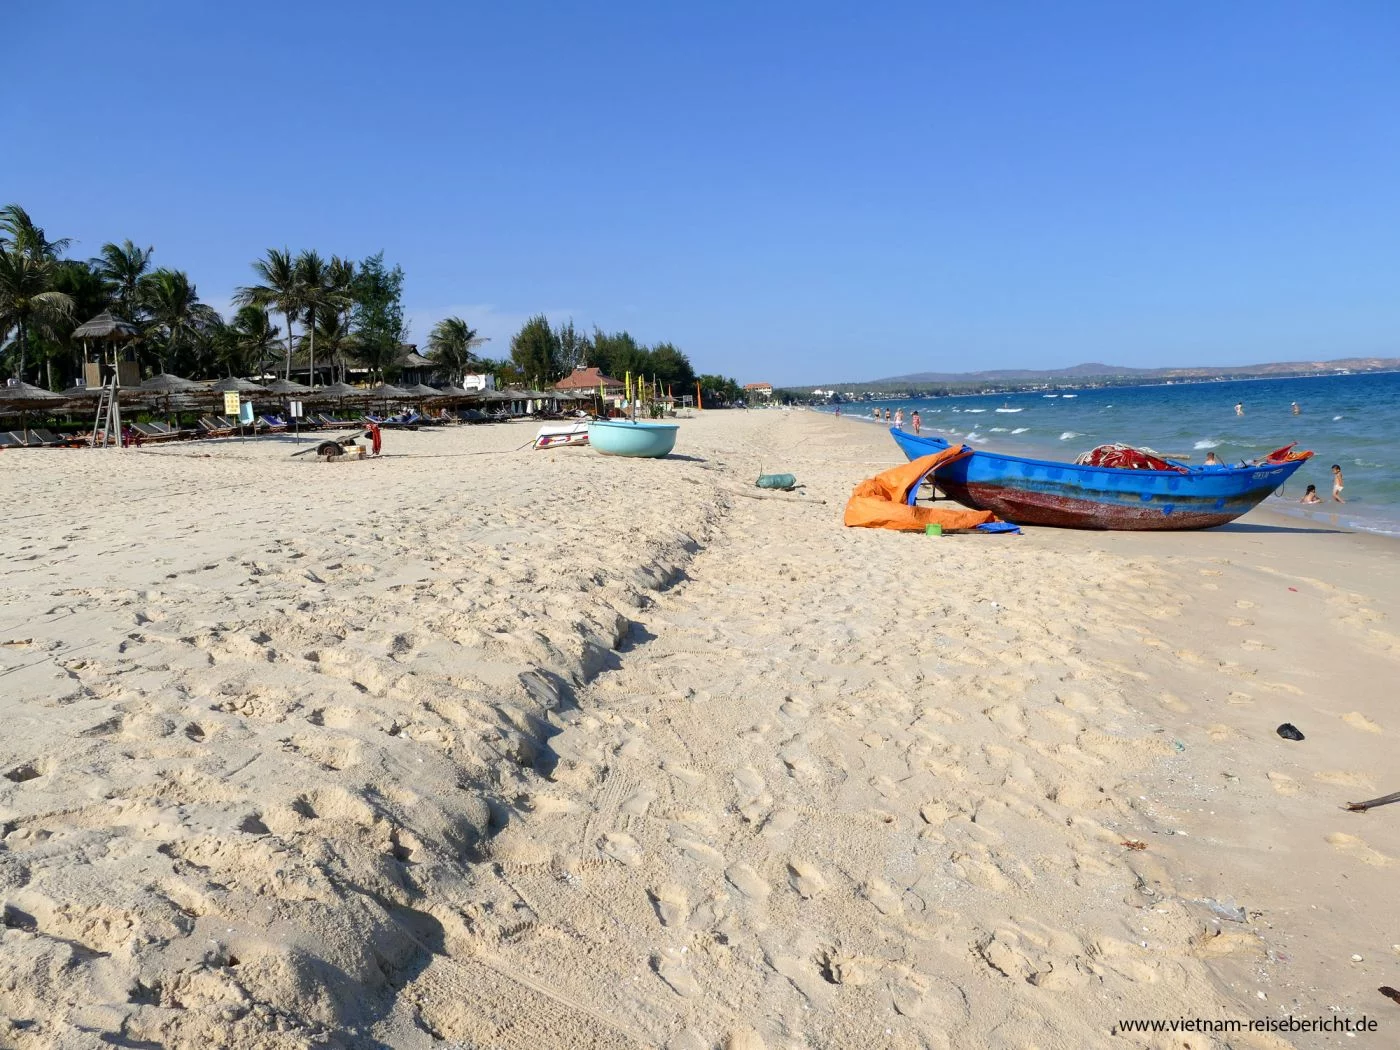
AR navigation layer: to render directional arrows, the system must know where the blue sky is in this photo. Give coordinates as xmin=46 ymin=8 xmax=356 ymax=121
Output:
xmin=7 ymin=2 xmax=1399 ymax=384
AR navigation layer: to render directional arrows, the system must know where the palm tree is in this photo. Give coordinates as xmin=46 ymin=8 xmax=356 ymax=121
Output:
xmin=295 ymin=250 xmax=338 ymax=388
xmin=304 ymin=310 xmax=354 ymax=382
xmin=328 ymin=255 xmax=356 ymax=382
xmin=0 ymin=250 xmax=74 ymax=381
xmin=235 ymin=248 xmax=300 ymax=380
xmin=138 ymin=268 xmax=220 ymax=374
xmin=427 ymin=316 xmax=489 ymax=386
xmin=0 ymin=204 xmax=70 ymax=261
xmin=94 ymin=240 xmax=154 ymax=320
xmin=230 ymin=305 xmax=281 ymax=378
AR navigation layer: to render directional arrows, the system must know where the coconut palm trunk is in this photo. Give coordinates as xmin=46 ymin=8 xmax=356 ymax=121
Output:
xmin=284 ymin=310 xmax=294 ymax=380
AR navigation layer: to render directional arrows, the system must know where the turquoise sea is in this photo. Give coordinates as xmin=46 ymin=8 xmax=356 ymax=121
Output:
xmin=827 ymin=372 xmax=1400 ymax=536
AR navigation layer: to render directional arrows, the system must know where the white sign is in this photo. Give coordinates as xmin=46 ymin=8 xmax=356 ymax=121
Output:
xmin=288 ymin=400 xmax=303 ymax=418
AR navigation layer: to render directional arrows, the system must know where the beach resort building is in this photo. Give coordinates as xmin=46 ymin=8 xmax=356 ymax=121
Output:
xmin=744 ymin=382 xmax=774 ymax=400
xmin=555 ymin=366 xmax=625 ymax=397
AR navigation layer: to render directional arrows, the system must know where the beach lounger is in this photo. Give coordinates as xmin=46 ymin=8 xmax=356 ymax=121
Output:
xmin=132 ymin=422 xmax=177 ymax=442
xmin=198 ymin=416 xmax=234 ymax=437
xmin=0 ymin=431 xmax=33 ymax=447
xmin=257 ymin=415 xmax=288 ymax=432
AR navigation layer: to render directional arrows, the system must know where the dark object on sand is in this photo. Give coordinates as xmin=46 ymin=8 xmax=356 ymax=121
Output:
xmin=1276 ymin=723 xmax=1305 ymax=741
xmin=1346 ymin=790 xmax=1400 ymax=813
xmin=1380 ymin=986 xmax=1400 ymax=1007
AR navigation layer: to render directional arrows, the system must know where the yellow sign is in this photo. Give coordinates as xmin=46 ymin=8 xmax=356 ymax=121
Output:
xmin=223 ymin=391 xmax=241 ymax=415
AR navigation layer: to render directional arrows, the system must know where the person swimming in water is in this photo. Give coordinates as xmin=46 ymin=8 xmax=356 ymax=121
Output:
xmin=1301 ymin=484 xmax=1322 ymax=504
xmin=1204 ymin=451 xmax=1221 ymax=466
xmin=1291 ymin=401 xmax=1300 ymax=415
xmin=1235 ymin=402 xmax=1244 ymax=416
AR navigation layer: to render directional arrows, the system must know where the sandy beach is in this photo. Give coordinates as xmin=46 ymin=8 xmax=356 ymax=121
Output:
xmin=2 ymin=410 xmax=1397 ymax=1049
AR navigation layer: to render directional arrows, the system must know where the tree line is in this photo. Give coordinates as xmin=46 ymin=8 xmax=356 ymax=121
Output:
xmin=0 ymin=203 xmax=744 ymax=402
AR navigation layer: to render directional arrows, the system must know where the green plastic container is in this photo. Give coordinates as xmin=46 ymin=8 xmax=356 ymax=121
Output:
xmin=925 ymin=523 xmax=943 ymax=536
xmin=756 ymin=473 xmax=797 ymax=490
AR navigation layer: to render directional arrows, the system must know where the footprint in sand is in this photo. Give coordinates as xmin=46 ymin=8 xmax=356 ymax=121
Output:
xmin=861 ymin=877 xmax=904 ymax=917
xmin=726 ymin=862 xmax=771 ymax=900
xmin=1235 ymin=599 xmax=1257 ymax=609
xmin=724 ymin=1030 xmax=766 ymax=1050
xmin=1227 ymin=617 xmax=1254 ymax=627
xmin=787 ymin=860 xmax=826 ymax=899
xmin=1342 ymin=712 xmax=1383 ymax=734
xmin=649 ymin=884 xmax=689 ymax=926
xmin=1226 ymin=691 xmax=1253 ymax=706
xmin=600 ymin=832 xmax=643 ymax=866
xmin=1266 ymin=772 xmax=1299 ymax=795
xmin=1316 ymin=770 xmax=1376 ymax=789
xmin=620 ymin=785 xmax=657 ymax=816
xmin=663 ymin=762 xmax=706 ymax=789
xmin=652 ymin=949 xmax=699 ymax=997
xmin=672 ymin=837 xmax=725 ymax=869
xmin=1326 ymin=832 xmax=1391 ymax=866
xmin=733 ymin=766 xmax=765 ymax=798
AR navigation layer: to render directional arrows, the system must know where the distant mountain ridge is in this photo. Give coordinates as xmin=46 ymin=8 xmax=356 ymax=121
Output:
xmin=853 ymin=356 xmax=1400 ymax=387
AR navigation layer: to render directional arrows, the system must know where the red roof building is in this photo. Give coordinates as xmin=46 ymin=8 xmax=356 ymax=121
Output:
xmin=555 ymin=366 xmax=624 ymax=393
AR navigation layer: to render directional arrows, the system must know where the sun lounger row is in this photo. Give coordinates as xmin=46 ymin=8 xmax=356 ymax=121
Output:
xmin=0 ymin=429 xmax=85 ymax=448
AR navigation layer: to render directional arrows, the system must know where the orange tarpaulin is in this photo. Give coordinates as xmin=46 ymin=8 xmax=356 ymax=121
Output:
xmin=844 ymin=446 xmax=1003 ymax=532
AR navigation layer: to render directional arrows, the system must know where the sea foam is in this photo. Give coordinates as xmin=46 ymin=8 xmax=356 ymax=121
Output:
xmin=1194 ymin=439 xmax=1221 ymax=450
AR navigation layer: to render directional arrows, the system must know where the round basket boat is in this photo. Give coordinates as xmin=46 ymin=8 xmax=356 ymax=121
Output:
xmin=588 ymin=419 xmax=679 ymax=458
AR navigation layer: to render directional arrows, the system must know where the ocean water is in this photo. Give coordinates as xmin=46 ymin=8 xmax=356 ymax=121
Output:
xmin=829 ymin=372 xmax=1400 ymax=536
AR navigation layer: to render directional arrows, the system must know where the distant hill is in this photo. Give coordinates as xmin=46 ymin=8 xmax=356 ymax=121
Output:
xmin=828 ymin=356 xmax=1400 ymax=390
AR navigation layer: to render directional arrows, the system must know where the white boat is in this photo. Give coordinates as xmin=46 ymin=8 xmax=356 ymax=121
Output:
xmin=533 ymin=421 xmax=591 ymax=449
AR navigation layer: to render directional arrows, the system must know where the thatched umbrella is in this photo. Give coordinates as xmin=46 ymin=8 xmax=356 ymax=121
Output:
xmin=263 ymin=378 xmax=311 ymax=396
xmin=210 ymin=377 xmax=268 ymax=393
xmin=315 ymin=380 xmax=364 ymax=398
xmin=72 ymin=310 xmax=140 ymax=343
xmin=139 ymin=372 xmax=201 ymax=393
xmin=0 ymin=381 xmax=68 ymax=442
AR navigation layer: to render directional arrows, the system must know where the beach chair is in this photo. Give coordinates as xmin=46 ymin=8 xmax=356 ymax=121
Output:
xmin=151 ymin=422 xmax=193 ymax=439
xmin=0 ymin=432 xmax=32 ymax=447
xmin=132 ymin=422 xmax=174 ymax=442
xmin=26 ymin=429 xmax=65 ymax=447
xmin=257 ymin=414 xmax=288 ymax=432
xmin=198 ymin=416 xmax=234 ymax=437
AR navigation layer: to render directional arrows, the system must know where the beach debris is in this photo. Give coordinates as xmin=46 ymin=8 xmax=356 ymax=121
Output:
xmin=755 ymin=472 xmax=798 ymax=491
xmin=1121 ymin=839 xmax=1148 ymax=851
xmin=1352 ymin=954 xmax=1364 ymax=962
xmin=1276 ymin=723 xmax=1305 ymax=741
xmin=1200 ymin=898 xmax=1248 ymax=923
xmin=1172 ymin=740 xmax=1186 ymax=752
xmin=1380 ymin=986 xmax=1400 ymax=1007
xmin=1345 ymin=790 xmax=1400 ymax=813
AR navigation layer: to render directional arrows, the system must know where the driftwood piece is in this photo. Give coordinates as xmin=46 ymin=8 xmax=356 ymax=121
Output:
xmin=1345 ymin=790 xmax=1400 ymax=813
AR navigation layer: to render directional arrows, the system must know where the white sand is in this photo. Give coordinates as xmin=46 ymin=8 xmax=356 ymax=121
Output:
xmin=1 ymin=411 xmax=1397 ymax=1048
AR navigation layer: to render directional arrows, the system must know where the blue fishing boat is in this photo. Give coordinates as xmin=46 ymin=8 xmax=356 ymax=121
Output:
xmin=889 ymin=428 xmax=1310 ymax=530
xmin=588 ymin=419 xmax=679 ymax=458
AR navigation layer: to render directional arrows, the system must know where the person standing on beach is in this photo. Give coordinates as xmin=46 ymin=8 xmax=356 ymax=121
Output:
xmin=911 ymin=410 xmax=922 ymax=435
xmin=883 ymin=408 xmax=890 ymax=422
xmin=1332 ymin=464 xmax=1345 ymax=502
xmin=1235 ymin=402 xmax=1244 ymax=416
xmin=894 ymin=408 xmax=904 ymax=429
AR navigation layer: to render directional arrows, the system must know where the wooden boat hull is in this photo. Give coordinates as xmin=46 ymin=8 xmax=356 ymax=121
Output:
xmin=588 ymin=420 xmax=679 ymax=458
xmin=889 ymin=428 xmax=1305 ymax=530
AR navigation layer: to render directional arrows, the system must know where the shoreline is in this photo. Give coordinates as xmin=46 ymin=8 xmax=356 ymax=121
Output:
xmin=2 ymin=411 xmax=1397 ymax=1047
